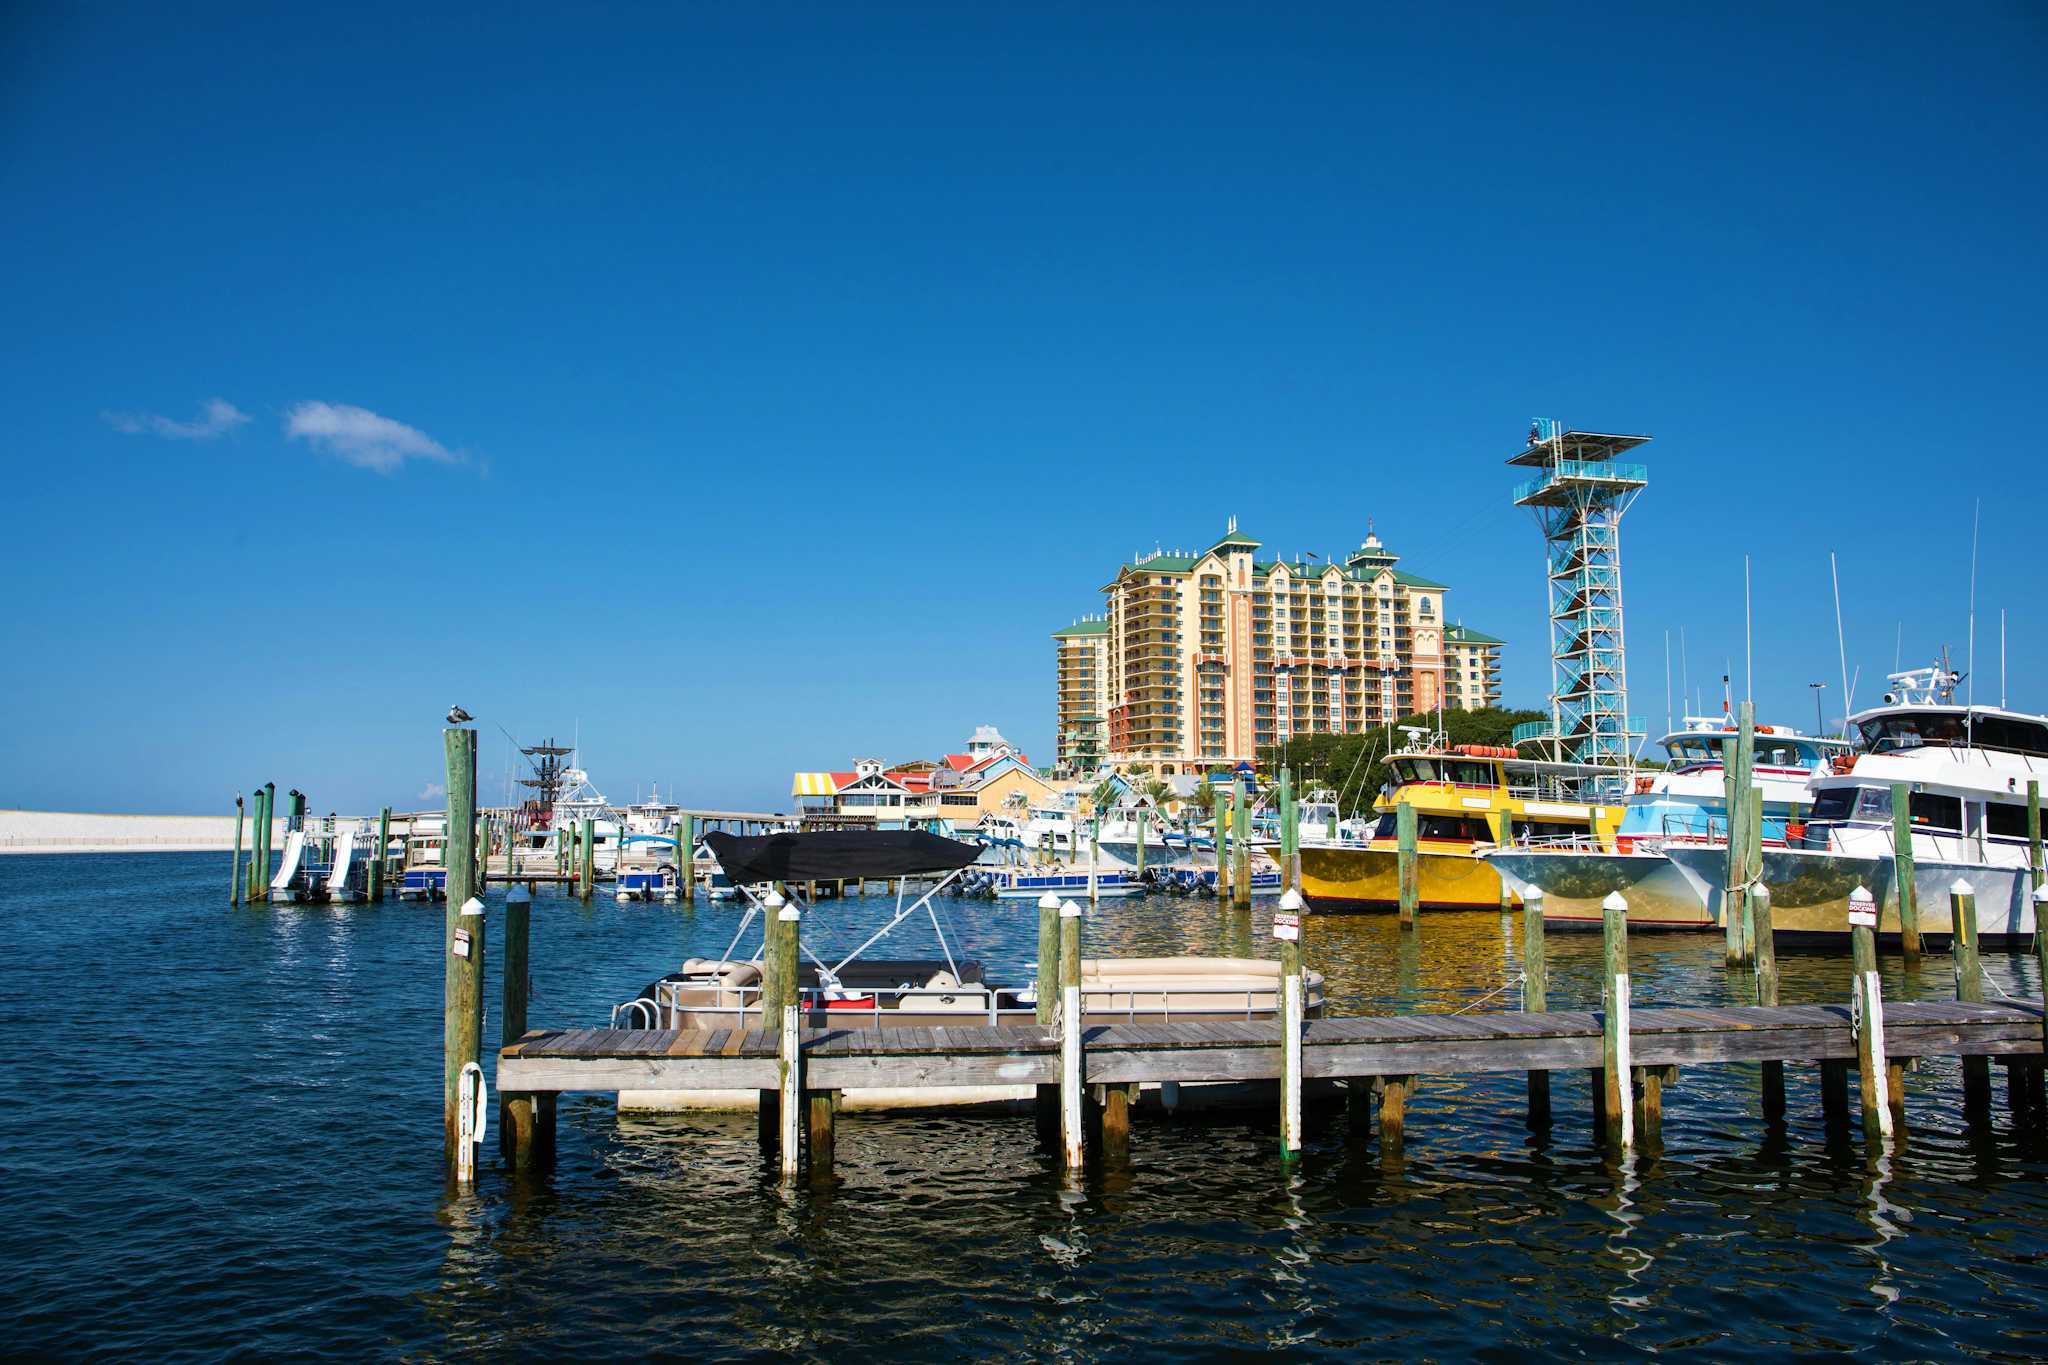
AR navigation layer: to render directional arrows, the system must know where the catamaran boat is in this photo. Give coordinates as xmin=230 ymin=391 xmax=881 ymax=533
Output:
xmin=1485 ymin=716 xmax=1849 ymax=929
xmin=1299 ymin=736 xmax=1626 ymax=912
xmin=270 ymin=814 xmax=375 ymax=904
xmin=1663 ymin=666 xmax=2048 ymax=946
xmin=610 ymin=830 xmax=1326 ymax=1110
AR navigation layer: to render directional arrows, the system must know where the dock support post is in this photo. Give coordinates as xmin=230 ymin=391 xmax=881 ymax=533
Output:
xmin=1059 ymin=898 xmax=1085 ymax=1171
xmin=2034 ymin=885 xmax=2048 ymax=1117
xmin=1820 ymin=1059 xmax=1850 ymax=1134
xmin=1278 ymin=767 xmax=1295 ymax=893
xmin=1277 ymin=888 xmax=1306 ymax=1160
xmin=1891 ymin=784 xmax=1922 ymax=962
xmin=1751 ymin=882 xmax=1786 ymax=1123
xmin=1633 ymin=1066 xmax=1671 ymax=1147
xmin=1722 ymin=709 xmax=1756 ymax=966
xmin=680 ymin=814 xmax=695 ymax=902
xmin=778 ymin=982 xmax=802 ymax=1182
xmin=1134 ymin=807 xmax=1146 ymax=879
xmin=1100 ymin=1084 xmax=1135 ymax=1166
xmin=1522 ymin=886 xmax=1551 ymax=1128
xmin=1396 ymin=802 xmax=1419 ymax=929
xmin=1231 ymin=777 xmax=1250 ymax=909
xmin=1950 ymin=881 xmax=1990 ymax=1122
xmin=1214 ymin=790 xmax=1230 ymax=901
xmin=1740 ymin=780 xmax=1763 ymax=964
xmin=1601 ymin=891 xmax=1634 ymax=1152
xmin=1036 ymin=891 xmax=1060 ymax=1143
xmin=580 ymin=817 xmax=595 ymax=903
xmin=1380 ymin=1075 xmax=1411 ymax=1154
xmin=500 ymin=885 xmax=552 ymax=1171
xmin=807 ymin=1089 xmax=837 ymax=1184
xmin=231 ymin=795 xmax=244 ymax=907
xmin=1847 ymin=886 xmax=1894 ymax=1143
xmin=443 ymin=727 xmax=484 ymax=1177
xmin=1088 ymin=820 xmax=1100 ymax=904
xmin=254 ymin=782 xmax=275 ymax=903
xmin=370 ymin=806 xmax=390 ymax=901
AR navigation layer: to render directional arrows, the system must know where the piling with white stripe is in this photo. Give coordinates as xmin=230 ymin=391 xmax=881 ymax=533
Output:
xmin=1847 ymin=885 xmax=1893 ymax=1142
xmin=1059 ymin=898 xmax=1084 ymax=1170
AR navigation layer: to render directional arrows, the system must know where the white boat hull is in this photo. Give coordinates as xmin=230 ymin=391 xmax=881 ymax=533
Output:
xmin=1485 ymin=848 xmax=1714 ymax=929
xmin=1661 ymin=844 xmax=2039 ymax=945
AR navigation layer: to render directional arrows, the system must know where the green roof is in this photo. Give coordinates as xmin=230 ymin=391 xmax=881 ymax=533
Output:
xmin=1115 ymin=555 xmax=1199 ymax=576
xmin=1209 ymin=530 xmax=1260 ymax=551
xmin=1445 ymin=624 xmax=1504 ymax=645
xmin=1053 ymin=619 xmax=1110 ymax=638
xmin=1390 ymin=569 xmax=1447 ymax=590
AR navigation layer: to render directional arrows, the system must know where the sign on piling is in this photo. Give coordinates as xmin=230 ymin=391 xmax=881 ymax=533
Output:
xmin=443 ymin=728 xmax=484 ymax=1176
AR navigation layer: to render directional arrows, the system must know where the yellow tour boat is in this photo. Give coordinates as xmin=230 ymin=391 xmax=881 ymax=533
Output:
xmin=1298 ymin=743 xmax=1625 ymax=913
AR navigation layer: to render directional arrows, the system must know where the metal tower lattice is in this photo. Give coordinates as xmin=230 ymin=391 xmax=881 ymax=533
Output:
xmin=1508 ymin=422 xmax=1651 ymax=764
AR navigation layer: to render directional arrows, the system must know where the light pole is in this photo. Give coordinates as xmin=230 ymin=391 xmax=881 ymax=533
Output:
xmin=1809 ymin=681 xmax=1827 ymax=737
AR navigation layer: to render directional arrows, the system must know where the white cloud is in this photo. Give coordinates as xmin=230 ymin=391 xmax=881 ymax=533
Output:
xmin=103 ymin=397 xmax=250 ymax=440
xmin=284 ymin=400 xmax=459 ymax=474
xmin=418 ymin=782 xmax=446 ymax=800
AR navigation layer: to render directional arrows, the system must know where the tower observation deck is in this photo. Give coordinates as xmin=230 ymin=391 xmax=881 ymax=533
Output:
xmin=1509 ymin=421 xmax=1651 ymax=765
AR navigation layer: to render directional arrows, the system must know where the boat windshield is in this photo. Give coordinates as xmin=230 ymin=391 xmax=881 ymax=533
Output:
xmin=1390 ymin=757 xmax=1498 ymax=788
xmin=1664 ymin=737 xmax=1724 ymax=766
xmin=1857 ymin=710 xmax=2048 ymax=758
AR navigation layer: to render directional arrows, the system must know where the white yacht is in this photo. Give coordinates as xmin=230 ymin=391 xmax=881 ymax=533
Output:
xmin=1663 ymin=666 xmax=2047 ymax=944
xmin=1486 ymin=716 xmax=1847 ymax=929
xmin=1294 ymin=787 xmax=1373 ymax=847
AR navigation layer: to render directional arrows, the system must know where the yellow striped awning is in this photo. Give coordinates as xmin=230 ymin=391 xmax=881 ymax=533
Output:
xmin=791 ymin=772 xmax=840 ymax=797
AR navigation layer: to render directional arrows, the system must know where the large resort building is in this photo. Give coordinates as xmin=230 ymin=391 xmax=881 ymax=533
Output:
xmin=1054 ymin=523 xmax=1503 ymax=778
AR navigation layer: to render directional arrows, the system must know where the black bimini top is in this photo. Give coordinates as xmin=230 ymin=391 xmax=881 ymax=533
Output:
xmin=702 ymin=830 xmax=982 ymax=885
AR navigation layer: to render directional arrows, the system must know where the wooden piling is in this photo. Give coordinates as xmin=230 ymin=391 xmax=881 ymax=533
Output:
xmin=1950 ymin=881 xmax=1990 ymax=1121
xmin=2035 ymin=885 xmax=2048 ymax=1088
xmin=1601 ymin=891 xmax=1634 ymax=1151
xmin=1034 ymin=891 xmax=1060 ymax=1141
xmin=1396 ymin=801 xmax=1419 ymax=929
xmin=1101 ymin=1083 xmax=1135 ymax=1165
xmin=1752 ymin=881 xmax=1785 ymax=1123
xmin=500 ymin=885 xmax=552 ymax=1171
xmin=443 ymin=728 xmax=484 ymax=1174
xmin=807 ymin=1089 xmax=837 ymax=1184
xmin=579 ymin=817 xmax=595 ymax=902
xmin=231 ymin=795 xmax=244 ymax=907
xmin=1134 ymin=807 xmax=1146 ymax=879
xmin=255 ymin=782 xmax=275 ymax=902
xmin=1277 ymin=767 xmax=1294 ymax=893
xmin=1740 ymin=781 xmax=1763 ymax=963
xmin=1059 ymin=898 xmax=1084 ymax=1170
xmin=1380 ymin=1075 xmax=1412 ymax=1152
xmin=1820 ymin=1059 xmax=1850 ymax=1134
xmin=369 ymin=806 xmax=390 ymax=901
xmin=679 ymin=813 xmax=695 ymax=902
xmin=1848 ymin=885 xmax=1893 ymax=1142
xmin=1277 ymin=888 xmax=1306 ymax=1160
xmin=1214 ymin=790 xmax=1229 ymax=901
xmin=1891 ymin=784 xmax=1922 ymax=962
xmin=1231 ymin=777 xmax=1250 ymax=908
xmin=777 ymin=902 xmax=803 ymax=1181
xmin=1522 ymin=885 xmax=1551 ymax=1127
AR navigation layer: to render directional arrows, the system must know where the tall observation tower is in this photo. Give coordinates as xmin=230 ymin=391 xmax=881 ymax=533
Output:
xmin=1508 ymin=421 xmax=1651 ymax=765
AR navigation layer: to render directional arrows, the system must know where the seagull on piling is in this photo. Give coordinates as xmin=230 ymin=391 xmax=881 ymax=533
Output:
xmin=447 ymin=705 xmax=474 ymax=724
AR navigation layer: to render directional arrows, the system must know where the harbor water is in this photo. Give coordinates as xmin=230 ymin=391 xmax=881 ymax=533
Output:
xmin=7 ymin=853 xmax=2048 ymax=1359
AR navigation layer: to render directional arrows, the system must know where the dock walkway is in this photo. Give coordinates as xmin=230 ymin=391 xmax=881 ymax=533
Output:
xmin=499 ymin=998 xmax=2044 ymax=1100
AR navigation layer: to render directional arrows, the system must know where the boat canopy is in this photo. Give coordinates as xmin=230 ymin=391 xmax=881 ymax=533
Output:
xmin=703 ymin=830 xmax=982 ymax=884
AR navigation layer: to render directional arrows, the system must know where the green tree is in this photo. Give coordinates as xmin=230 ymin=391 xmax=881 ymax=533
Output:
xmin=1256 ymin=707 xmax=1549 ymax=817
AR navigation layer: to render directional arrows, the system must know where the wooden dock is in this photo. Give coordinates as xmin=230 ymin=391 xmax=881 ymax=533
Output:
xmin=494 ymin=998 xmax=2048 ymax=1176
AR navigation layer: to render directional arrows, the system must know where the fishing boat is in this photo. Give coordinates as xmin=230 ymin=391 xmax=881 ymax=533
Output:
xmin=1662 ymin=666 xmax=2048 ymax=945
xmin=1485 ymin=716 xmax=1848 ymax=929
xmin=611 ymin=830 xmax=1325 ymax=1110
xmin=1294 ymin=787 xmax=1371 ymax=847
xmin=1095 ymin=809 xmax=1196 ymax=868
xmin=1298 ymin=734 xmax=1625 ymax=912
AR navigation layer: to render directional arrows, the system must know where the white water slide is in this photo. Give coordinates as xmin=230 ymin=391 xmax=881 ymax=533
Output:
xmin=326 ymin=827 xmax=359 ymax=899
xmin=269 ymin=829 xmax=307 ymax=893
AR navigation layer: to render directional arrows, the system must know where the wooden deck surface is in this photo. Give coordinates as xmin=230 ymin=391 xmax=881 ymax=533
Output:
xmin=493 ymin=1000 xmax=2046 ymax=1094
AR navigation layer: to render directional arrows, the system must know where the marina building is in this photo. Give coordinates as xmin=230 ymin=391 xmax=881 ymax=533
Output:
xmin=1070 ymin=522 xmax=1503 ymax=778
xmin=790 ymin=727 xmax=1059 ymax=828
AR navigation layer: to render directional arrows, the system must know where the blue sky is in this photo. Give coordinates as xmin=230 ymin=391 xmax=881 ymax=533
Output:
xmin=5 ymin=3 xmax=2045 ymax=814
